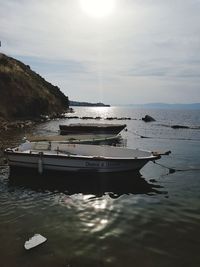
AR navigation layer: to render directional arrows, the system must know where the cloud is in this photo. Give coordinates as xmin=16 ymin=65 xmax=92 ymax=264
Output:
xmin=0 ymin=0 xmax=200 ymax=103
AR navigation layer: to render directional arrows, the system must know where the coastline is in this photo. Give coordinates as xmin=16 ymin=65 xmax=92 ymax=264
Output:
xmin=0 ymin=108 xmax=74 ymax=133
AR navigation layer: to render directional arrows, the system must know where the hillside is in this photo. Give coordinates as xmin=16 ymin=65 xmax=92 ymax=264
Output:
xmin=0 ymin=53 xmax=69 ymax=119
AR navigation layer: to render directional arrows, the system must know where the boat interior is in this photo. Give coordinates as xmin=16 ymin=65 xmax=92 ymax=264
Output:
xmin=14 ymin=141 xmax=154 ymax=159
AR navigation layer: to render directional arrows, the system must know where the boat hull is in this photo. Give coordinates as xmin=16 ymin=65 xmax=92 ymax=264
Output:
xmin=59 ymin=124 xmax=126 ymax=135
xmin=27 ymin=134 xmax=121 ymax=145
xmin=6 ymin=152 xmax=151 ymax=173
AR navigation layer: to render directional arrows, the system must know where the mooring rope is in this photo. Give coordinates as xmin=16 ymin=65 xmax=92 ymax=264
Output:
xmin=153 ymin=161 xmax=200 ymax=174
xmin=126 ymin=129 xmax=149 ymax=138
xmin=127 ymin=129 xmax=200 ymax=141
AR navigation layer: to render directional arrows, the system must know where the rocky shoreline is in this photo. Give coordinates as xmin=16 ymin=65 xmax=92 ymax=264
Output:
xmin=0 ymin=119 xmax=35 ymax=132
xmin=0 ymin=108 xmax=74 ymax=133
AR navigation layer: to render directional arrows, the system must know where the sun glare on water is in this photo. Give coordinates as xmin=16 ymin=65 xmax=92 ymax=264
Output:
xmin=80 ymin=0 xmax=115 ymax=18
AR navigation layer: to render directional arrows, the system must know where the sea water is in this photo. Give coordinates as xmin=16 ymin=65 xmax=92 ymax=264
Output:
xmin=0 ymin=107 xmax=200 ymax=267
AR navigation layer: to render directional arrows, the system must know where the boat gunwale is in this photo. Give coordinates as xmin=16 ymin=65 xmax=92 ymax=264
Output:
xmin=4 ymin=149 xmax=159 ymax=161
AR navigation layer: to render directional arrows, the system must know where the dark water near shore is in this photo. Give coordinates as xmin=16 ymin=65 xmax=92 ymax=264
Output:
xmin=1 ymin=107 xmax=200 ymax=267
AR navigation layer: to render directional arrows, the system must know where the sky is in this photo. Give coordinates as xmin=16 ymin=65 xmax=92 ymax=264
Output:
xmin=0 ymin=0 xmax=200 ymax=105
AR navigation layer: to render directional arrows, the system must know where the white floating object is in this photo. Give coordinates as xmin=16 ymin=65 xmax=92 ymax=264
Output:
xmin=24 ymin=234 xmax=47 ymax=250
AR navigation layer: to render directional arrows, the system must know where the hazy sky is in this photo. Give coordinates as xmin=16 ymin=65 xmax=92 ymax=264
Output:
xmin=1 ymin=0 xmax=200 ymax=104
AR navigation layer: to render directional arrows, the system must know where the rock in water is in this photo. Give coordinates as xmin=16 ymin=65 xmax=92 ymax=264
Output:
xmin=142 ymin=115 xmax=156 ymax=122
xmin=24 ymin=234 xmax=47 ymax=250
xmin=171 ymin=125 xmax=189 ymax=129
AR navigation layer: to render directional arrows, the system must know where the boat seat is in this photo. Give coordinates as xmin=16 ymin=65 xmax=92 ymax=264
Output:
xmin=32 ymin=142 xmax=51 ymax=151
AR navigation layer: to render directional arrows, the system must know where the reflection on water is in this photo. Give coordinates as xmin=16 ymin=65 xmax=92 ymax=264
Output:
xmin=6 ymin=169 xmax=166 ymax=259
xmin=8 ymin=169 xmax=165 ymax=198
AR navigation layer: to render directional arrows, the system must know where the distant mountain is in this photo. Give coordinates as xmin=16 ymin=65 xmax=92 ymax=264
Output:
xmin=0 ymin=53 xmax=69 ymax=119
xmin=126 ymin=103 xmax=200 ymax=110
xmin=69 ymin=100 xmax=110 ymax=107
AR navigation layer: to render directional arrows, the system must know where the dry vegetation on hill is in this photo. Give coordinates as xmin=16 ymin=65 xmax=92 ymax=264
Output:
xmin=0 ymin=53 xmax=69 ymax=120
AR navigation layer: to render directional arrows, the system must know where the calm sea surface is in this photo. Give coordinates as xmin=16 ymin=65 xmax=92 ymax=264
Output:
xmin=0 ymin=107 xmax=200 ymax=267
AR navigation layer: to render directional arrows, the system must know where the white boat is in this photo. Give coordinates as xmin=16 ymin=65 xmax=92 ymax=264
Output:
xmin=5 ymin=141 xmax=161 ymax=174
xmin=27 ymin=134 xmax=121 ymax=145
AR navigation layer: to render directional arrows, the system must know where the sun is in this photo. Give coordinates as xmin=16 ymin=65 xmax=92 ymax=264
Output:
xmin=80 ymin=0 xmax=115 ymax=18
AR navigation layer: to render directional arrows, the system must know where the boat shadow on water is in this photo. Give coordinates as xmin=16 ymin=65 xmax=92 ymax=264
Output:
xmin=8 ymin=168 xmax=166 ymax=198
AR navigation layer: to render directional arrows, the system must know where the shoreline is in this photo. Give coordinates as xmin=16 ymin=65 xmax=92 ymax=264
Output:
xmin=0 ymin=108 xmax=74 ymax=133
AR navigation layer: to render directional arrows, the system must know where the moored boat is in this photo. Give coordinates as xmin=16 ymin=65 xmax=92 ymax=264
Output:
xmin=27 ymin=134 xmax=121 ymax=145
xmin=5 ymin=141 xmax=160 ymax=174
xmin=59 ymin=123 xmax=126 ymax=135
